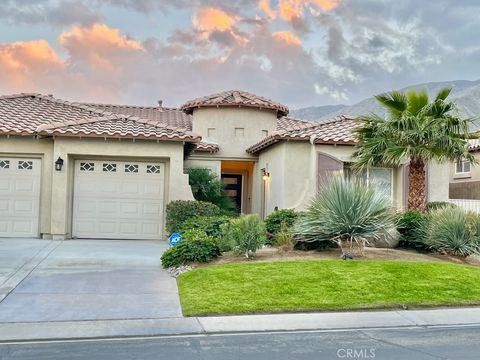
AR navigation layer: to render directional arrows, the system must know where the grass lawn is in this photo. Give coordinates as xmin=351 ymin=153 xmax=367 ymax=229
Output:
xmin=178 ymin=260 xmax=480 ymax=316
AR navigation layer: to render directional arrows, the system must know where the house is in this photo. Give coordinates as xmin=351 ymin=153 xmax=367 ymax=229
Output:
xmin=0 ymin=90 xmax=449 ymax=240
xmin=449 ymin=140 xmax=480 ymax=200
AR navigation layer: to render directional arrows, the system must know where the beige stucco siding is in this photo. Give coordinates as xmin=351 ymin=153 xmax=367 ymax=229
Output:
xmin=256 ymin=141 xmax=418 ymax=216
xmin=191 ymin=107 xmax=277 ymax=159
xmin=0 ymin=136 xmax=54 ymax=237
xmin=427 ymin=161 xmax=450 ymax=202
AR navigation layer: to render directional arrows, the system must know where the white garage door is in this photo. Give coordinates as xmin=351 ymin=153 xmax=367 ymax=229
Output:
xmin=73 ymin=160 xmax=165 ymax=240
xmin=0 ymin=158 xmax=41 ymax=237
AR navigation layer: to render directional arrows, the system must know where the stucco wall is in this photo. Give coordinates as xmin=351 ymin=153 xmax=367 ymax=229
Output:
xmin=255 ymin=141 xmax=424 ymax=216
xmin=191 ymin=107 xmax=277 ymax=159
xmin=0 ymin=136 xmax=54 ymax=237
xmin=426 ymin=161 xmax=450 ymax=202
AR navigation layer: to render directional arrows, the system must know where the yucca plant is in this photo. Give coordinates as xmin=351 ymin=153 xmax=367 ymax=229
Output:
xmin=295 ymin=176 xmax=396 ymax=255
xmin=419 ymin=207 xmax=480 ymax=257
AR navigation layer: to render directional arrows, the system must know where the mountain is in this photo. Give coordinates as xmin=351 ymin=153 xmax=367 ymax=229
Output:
xmin=292 ymin=80 xmax=480 ymax=128
xmin=289 ymin=104 xmax=346 ymax=120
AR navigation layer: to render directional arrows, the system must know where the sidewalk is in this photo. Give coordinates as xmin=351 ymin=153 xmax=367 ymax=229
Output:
xmin=1 ymin=307 xmax=480 ymax=342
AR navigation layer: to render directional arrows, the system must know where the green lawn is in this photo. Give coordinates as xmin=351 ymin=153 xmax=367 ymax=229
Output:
xmin=178 ymin=260 xmax=480 ymax=316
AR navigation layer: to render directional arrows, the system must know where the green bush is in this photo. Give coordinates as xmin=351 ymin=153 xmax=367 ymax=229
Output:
xmin=166 ymin=200 xmax=223 ymax=233
xmin=160 ymin=229 xmax=221 ymax=268
xmin=426 ymin=201 xmax=456 ymax=212
xmin=274 ymin=223 xmax=296 ymax=250
xmin=220 ymin=214 xmax=266 ymax=258
xmin=186 ymin=168 xmax=235 ymax=211
xmin=397 ymin=210 xmax=426 ymax=249
xmin=178 ymin=215 xmax=232 ymax=239
xmin=418 ymin=207 xmax=480 ymax=257
xmin=295 ymin=176 xmax=396 ymax=248
xmin=265 ymin=209 xmax=298 ymax=242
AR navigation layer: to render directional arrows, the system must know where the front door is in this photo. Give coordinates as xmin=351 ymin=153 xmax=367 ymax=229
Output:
xmin=221 ymin=174 xmax=242 ymax=213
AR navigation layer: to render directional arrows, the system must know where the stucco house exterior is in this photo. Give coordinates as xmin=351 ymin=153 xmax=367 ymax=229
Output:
xmin=0 ymin=90 xmax=449 ymax=240
xmin=449 ymin=140 xmax=480 ymax=200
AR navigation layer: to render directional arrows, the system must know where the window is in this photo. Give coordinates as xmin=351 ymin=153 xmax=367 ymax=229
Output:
xmin=344 ymin=164 xmax=393 ymax=198
xmin=207 ymin=128 xmax=216 ymax=138
xmin=125 ymin=164 xmax=139 ymax=173
xmin=147 ymin=165 xmax=160 ymax=174
xmin=455 ymin=160 xmax=471 ymax=174
xmin=0 ymin=160 xmax=10 ymax=169
xmin=103 ymin=163 xmax=117 ymax=172
xmin=262 ymin=130 xmax=269 ymax=137
xmin=80 ymin=162 xmax=94 ymax=171
xmin=18 ymin=160 xmax=33 ymax=170
xmin=235 ymin=128 xmax=244 ymax=137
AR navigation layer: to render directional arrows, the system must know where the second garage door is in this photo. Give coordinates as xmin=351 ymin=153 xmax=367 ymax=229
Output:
xmin=73 ymin=160 xmax=165 ymax=240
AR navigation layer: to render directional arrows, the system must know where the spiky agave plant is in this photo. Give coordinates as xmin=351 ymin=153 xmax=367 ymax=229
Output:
xmin=419 ymin=207 xmax=480 ymax=257
xmin=295 ymin=176 xmax=396 ymax=253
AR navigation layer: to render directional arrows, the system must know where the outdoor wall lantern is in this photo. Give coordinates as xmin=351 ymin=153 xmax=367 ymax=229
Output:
xmin=55 ymin=157 xmax=64 ymax=171
xmin=261 ymin=168 xmax=270 ymax=181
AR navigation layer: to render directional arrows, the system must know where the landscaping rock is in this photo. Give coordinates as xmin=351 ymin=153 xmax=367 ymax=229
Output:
xmin=373 ymin=228 xmax=400 ymax=248
xmin=168 ymin=265 xmax=193 ymax=278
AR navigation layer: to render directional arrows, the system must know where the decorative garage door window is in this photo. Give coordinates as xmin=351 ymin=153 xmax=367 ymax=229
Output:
xmin=103 ymin=163 xmax=117 ymax=172
xmin=0 ymin=160 xmax=10 ymax=169
xmin=125 ymin=164 xmax=139 ymax=173
xmin=80 ymin=162 xmax=94 ymax=171
xmin=147 ymin=165 xmax=161 ymax=174
xmin=18 ymin=160 xmax=33 ymax=170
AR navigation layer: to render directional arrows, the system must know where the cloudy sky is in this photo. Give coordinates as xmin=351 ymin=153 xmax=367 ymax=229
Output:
xmin=0 ymin=0 xmax=479 ymax=109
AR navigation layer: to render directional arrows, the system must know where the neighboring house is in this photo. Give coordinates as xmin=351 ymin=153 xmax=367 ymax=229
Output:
xmin=449 ymin=140 xmax=480 ymax=200
xmin=0 ymin=90 xmax=450 ymax=240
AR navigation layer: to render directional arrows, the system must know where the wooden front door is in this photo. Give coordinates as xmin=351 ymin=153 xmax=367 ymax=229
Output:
xmin=221 ymin=174 xmax=242 ymax=213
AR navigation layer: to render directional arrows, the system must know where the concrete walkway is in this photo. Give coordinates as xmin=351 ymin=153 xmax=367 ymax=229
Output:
xmin=1 ymin=307 xmax=480 ymax=342
xmin=0 ymin=239 xmax=181 ymax=323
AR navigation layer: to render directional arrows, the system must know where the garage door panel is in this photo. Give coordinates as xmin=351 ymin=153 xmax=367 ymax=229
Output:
xmin=73 ymin=160 xmax=165 ymax=240
xmin=0 ymin=158 xmax=40 ymax=237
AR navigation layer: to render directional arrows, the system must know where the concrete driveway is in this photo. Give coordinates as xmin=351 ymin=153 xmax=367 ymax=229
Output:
xmin=0 ymin=239 xmax=182 ymax=323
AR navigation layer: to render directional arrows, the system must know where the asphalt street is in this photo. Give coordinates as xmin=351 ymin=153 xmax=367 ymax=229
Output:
xmin=1 ymin=325 xmax=479 ymax=360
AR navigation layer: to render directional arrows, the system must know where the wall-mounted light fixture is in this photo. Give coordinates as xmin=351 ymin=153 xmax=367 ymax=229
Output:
xmin=55 ymin=157 xmax=64 ymax=171
xmin=261 ymin=168 xmax=270 ymax=181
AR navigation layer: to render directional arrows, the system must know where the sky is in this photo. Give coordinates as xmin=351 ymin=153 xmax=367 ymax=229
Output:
xmin=0 ymin=0 xmax=479 ymax=109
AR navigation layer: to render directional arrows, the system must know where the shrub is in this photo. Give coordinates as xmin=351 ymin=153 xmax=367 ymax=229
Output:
xmin=397 ymin=210 xmax=426 ymax=249
xmin=160 ymin=229 xmax=220 ymax=268
xmin=178 ymin=215 xmax=232 ymax=239
xmin=274 ymin=223 xmax=296 ymax=251
xmin=426 ymin=201 xmax=456 ymax=212
xmin=166 ymin=200 xmax=222 ymax=233
xmin=294 ymin=176 xmax=396 ymax=252
xmin=186 ymin=168 xmax=235 ymax=211
xmin=220 ymin=214 xmax=266 ymax=258
xmin=265 ymin=209 xmax=298 ymax=244
xmin=418 ymin=207 xmax=480 ymax=257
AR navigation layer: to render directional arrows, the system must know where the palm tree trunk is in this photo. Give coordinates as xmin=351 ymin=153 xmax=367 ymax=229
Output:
xmin=407 ymin=158 xmax=427 ymax=212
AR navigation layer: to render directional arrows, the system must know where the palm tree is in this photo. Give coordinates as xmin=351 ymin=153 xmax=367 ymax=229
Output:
xmin=352 ymin=86 xmax=474 ymax=211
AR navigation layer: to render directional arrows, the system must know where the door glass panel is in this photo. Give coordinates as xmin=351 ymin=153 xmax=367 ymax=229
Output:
xmin=369 ymin=168 xmax=392 ymax=197
xmin=223 ymin=177 xmax=238 ymax=185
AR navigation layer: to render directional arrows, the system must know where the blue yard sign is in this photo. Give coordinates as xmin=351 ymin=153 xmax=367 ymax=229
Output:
xmin=168 ymin=233 xmax=182 ymax=246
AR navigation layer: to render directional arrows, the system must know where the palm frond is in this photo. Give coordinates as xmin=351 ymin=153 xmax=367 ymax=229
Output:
xmin=435 ymin=86 xmax=452 ymax=101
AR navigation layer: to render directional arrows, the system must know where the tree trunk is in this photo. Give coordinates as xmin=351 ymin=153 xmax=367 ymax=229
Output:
xmin=407 ymin=158 xmax=427 ymax=212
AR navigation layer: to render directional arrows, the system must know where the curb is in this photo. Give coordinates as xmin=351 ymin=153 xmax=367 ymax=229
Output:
xmin=1 ymin=307 xmax=480 ymax=343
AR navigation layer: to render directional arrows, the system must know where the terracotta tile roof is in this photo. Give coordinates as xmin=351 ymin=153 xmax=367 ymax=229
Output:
xmin=195 ymin=142 xmax=219 ymax=153
xmin=81 ymin=102 xmax=193 ymax=130
xmin=0 ymin=94 xmax=199 ymax=142
xmin=246 ymin=116 xmax=359 ymax=154
xmin=181 ymin=90 xmax=289 ymax=118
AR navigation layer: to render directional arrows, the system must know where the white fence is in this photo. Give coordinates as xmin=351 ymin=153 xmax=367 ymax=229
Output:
xmin=449 ymin=199 xmax=480 ymax=213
